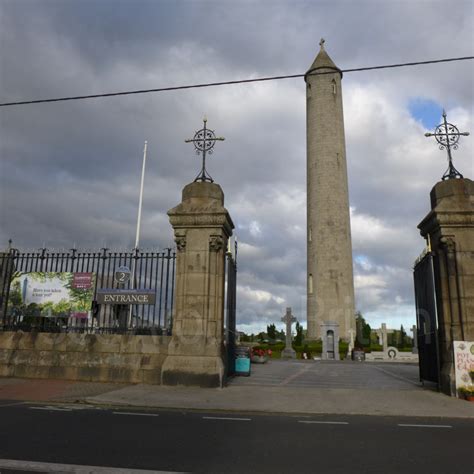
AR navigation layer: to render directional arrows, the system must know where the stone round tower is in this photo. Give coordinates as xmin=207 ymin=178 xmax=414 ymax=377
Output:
xmin=305 ymin=40 xmax=356 ymax=341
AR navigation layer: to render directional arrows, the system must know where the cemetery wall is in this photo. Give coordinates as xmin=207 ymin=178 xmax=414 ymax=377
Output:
xmin=0 ymin=331 xmax=170 ymax=384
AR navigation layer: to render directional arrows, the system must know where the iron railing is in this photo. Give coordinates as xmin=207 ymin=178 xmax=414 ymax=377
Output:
xmin=0 ymin=247 xmax=176 ymax=334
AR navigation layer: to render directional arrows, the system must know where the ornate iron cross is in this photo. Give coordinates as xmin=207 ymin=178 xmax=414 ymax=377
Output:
xmin=185 ymin=117 xmax=225 ymax=183
xmin=425 ymin=110 xmax=470 ymax=180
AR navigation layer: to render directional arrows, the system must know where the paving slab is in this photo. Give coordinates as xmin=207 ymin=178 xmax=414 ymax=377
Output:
xmin=0 ymin=377 xmax=126 ymax=402
xmin=84 ymin=383 xmax=474 ymax=418
xmin=2 ymin=360 xmax=474 ymax=418
xmin=83 ymin=360 xmax=474 ymax=418
xmin=231 ymin=360 xmax=421 ymax=389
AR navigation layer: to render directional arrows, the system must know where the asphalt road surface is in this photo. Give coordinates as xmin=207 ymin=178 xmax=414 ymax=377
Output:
xmin=0 ymin=401 xmax=472 ymax=474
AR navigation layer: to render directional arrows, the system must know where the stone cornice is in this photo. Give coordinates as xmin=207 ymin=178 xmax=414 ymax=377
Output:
xmin=418 ymin=210 xmax=474 ymax=237
xmin=169 ymin=212 xmax=234 ymax=235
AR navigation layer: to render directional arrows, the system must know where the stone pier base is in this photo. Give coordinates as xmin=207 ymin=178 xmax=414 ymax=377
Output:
xmin=161 ymin=355 xmax=224 ymax=388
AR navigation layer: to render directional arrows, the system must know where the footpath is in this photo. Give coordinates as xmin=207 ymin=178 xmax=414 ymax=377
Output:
xmin=1 ymin=360 xmax=474 ymax=419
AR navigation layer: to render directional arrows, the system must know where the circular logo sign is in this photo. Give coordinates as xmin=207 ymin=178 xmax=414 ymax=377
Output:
xmin=114 ymin=266 xmax=131 ymax=284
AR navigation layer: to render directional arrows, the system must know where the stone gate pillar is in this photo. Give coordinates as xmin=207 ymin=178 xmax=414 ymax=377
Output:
xmin=161 ymin=181 xmax=234 ymax=387
xmin=418 ymin=178 xmax=474 ymax=395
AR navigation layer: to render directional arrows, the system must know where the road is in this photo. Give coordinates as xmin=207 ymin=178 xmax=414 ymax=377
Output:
xmin=0 ymin=401 xmax=472 ymax=474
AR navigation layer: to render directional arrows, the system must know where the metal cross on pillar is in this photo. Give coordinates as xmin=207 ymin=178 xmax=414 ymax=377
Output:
xmin=185 ymin=117 xmax=225 ymax=183
xmin=425 ymin=110 xmax=470 ymax=180
xmin=281 ymin=307 xmax=297 ymax=359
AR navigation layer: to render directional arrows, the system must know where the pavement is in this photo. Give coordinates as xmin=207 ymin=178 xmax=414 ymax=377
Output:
xmin=1 ymin=359 xmax=474 ymax=418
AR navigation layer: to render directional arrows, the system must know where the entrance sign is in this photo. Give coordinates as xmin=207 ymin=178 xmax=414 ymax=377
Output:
xmin=96 ymin=289 xmax=156 ymax=305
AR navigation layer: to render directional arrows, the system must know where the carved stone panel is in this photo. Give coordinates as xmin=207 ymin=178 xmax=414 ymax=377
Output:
xmin=209 ymin=235 xmax=224 ymax=252
xmin=175 ymin=234 xmax=186 ymax=252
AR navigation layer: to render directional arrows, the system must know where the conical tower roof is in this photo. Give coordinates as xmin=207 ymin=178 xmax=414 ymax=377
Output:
xmin=305 ymin=39 xmax=342 ymax=81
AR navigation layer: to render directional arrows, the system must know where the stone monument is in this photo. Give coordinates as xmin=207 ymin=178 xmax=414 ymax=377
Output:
xmin=161 ymin=119 xmax=234 ymax=387
xmin=320 ymin=321 xmax=339 ymax=360
xmin=418 ymin=112 xmax=473 ymax=395
xmin=305 ymin=39 xmax=356 ymax=340
xmin=376 ymin=323 xmax=394 ymax=353
xmin=281 ymin=307 xmax=297 ymax=359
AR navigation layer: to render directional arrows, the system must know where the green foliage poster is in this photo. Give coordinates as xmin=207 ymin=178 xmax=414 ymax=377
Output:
xmin=8 ymin=272 xmax=96 ymax=319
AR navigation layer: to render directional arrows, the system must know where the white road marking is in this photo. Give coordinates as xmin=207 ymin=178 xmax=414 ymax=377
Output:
xmin=0 ymin=401 xmax=25 ymax=408
xmin=298 ymin=420 xmax=349 ymax=425
xmin=59 ymin=405 xmax=101 ymax=410
xmin=202 ymin=416 xmax=251 ymax=421
xmin=29 ymin=406 xmax=72 ymax=412
xmin=113 ymin=411 xmax=160 ymax=417
xmin=24 ymin=403 xmax=103 ymax=412
xmin=0 ymin=458 xmax=186 ymax=473
xmin=398 ymin=424 xmax=452 ymax=428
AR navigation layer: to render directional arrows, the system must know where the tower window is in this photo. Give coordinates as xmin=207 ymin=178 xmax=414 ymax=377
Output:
xmin=308 ymin=226 xmax=312 ymax=242
xmin=332 ymin=79 xmax=337 ymax=95
xmin=308 ymin=274 xmax=313 ymax=294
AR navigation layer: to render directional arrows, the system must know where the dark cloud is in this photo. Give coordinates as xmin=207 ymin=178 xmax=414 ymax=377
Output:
xmin=1 ymin=0 xmax=472 ymax=332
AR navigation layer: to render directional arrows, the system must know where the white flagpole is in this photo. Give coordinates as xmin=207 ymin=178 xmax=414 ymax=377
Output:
xmin=135 ymin=140 xmax=148 ymax=250
xmin=129 ymin=140 xmax=148 ymax=328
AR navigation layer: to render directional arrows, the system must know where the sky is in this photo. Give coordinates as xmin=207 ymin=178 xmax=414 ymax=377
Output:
xmin=0 ymin=0 xmax=473 ymax=335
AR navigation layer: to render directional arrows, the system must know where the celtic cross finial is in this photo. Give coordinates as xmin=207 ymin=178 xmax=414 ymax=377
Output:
xmin=425 ymin=109 xmax=470 ymax=180
xmin=319 ymin=38 xmax=325 ymax=49
xmin=185 ymin=117 xmax=225 ymax=183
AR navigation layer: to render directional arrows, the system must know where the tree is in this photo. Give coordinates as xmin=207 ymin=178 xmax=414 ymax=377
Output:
xmin=294 ymin=321 xmax=303 ymax=346
xmin=266 ymin=323 xmax=277 ymax=340
xmin=8 ymin=280 xmax=22 ymax=306
xmin=275 ymin=328 xmax=285 ymax=341
xmin=355 ymin=312 xmax=371 ymax=348
xmin=398 ymin=325 xmax=407 ymax=349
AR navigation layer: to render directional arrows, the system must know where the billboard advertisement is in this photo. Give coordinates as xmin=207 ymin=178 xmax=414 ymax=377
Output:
xmin=453 ymin=341 xmax=474 ymax=398
xmin=8 ymin=272 xmax=95 ymax=319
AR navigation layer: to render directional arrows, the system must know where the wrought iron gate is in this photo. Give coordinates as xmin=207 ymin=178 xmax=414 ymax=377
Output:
xmin=0 ymin=247 xmax=175 ymax=334
xmin=225 ymin=241 xmax=237 ymax=377
xmin=413 ymin=251 xmax=440 ymax=385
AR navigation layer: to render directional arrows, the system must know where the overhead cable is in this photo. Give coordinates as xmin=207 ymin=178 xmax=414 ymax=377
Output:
xmin=0 ymin=56 xmax=472 ymax=107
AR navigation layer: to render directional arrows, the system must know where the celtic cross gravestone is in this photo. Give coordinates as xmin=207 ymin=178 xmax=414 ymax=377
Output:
xmin=281 ymin=307 xmax=297 ymax=359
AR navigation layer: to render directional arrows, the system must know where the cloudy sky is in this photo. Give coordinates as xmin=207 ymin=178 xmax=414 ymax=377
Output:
xmin=1 ymin=0 xmax=473 ymax=334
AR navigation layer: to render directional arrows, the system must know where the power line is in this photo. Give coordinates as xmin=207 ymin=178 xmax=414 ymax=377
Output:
xmin=0 ymin=56 xmax=472 ymax=107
